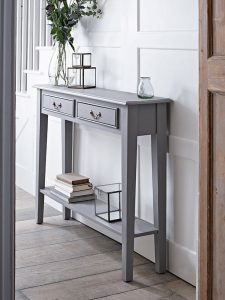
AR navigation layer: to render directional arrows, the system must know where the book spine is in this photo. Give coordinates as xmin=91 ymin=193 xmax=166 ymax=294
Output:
xmin=56 ymin=175 xmax=89 ymax=186
xmin=54 ymin=181 xmax=92 ymax=192
xmin=54 ymin=186 xmax=95 ymax=198
xmin=69 ymin=195 xmax=96 ymax=203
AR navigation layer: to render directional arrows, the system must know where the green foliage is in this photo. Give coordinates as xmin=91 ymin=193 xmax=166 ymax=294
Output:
xmin=46 ymin=0 xmax=102 ymax=50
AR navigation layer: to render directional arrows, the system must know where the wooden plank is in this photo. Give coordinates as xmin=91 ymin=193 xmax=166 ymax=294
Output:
xmin=16 ymin=204 xmax=60 ymax=222
xmin=200 ymin=0 xmax=225 ymax=298
xmin=212 ymin=94 xmax=225 ymax=298
xmin=15 ymin=291 xmax=29 ymax=300
xmin=96 ymin=279 xmax=195 ymax=300
xmin=208 ymin=56 xmax=225 ymax=93
xmin=16 ymin=251 xmax=147 ymax=290
xmin=16 ymin=223 xmax=101 ymax=251
xmin=16 ymin=235 xmax=121 ymax=268
xmin=16 ymin=195 xmax=35 ymax=210
xmin=16 ymin=215 xmax=80 ymax=235
xmin=21 ymin=264 xmax=176 ymax=300
xmin=41 ymin=188 xmax=158 ymax=237
xmin=199 ymin=0 xmax=213 ymax=298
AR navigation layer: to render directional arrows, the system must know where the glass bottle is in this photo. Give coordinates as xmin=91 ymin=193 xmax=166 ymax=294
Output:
xmin=137 ymin=77 xmax=154 ymax=99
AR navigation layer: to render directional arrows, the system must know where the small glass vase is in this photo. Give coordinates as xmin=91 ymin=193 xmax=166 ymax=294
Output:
xmin=137 ymin=77 xmax=154 ymax=99
xmin=48 ymin=42 xmax=74 ymax=86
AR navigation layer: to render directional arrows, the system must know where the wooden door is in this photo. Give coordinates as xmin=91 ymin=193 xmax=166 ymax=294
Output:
xmin=199 ymin=0 xmax=225 ymax=299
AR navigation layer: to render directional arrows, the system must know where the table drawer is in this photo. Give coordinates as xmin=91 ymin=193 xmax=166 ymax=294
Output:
xmin=77 ymin=102 xmax=118 ymax=128
xmin=42 ymin=94 xmax=74 ymax=117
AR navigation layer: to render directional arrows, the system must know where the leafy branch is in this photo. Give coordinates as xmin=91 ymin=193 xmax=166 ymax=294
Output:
xmin=46 ymin=0 xmax=102 ymax=51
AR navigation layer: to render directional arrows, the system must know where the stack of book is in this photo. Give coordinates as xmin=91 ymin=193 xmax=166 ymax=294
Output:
xmin=51 ymin=173 xmax=95 ymax=203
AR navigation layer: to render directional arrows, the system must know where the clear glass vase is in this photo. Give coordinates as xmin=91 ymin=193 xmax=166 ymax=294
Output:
xmin=48 ymin=42 xmax=74 ymax=86
xmin=137 ymin=77 xmax=154 ymax=99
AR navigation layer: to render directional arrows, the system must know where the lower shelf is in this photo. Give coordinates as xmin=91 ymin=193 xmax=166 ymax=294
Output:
xmin=41 ymin=187 xmax=158 ymax=238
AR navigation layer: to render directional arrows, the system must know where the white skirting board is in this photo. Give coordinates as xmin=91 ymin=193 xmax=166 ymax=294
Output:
xmin=16 ymin=164 xmax=35 ymax=195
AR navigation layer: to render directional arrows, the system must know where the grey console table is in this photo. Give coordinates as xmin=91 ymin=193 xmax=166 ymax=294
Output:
xmin=35 ymin=84 xmax=171 ymax=282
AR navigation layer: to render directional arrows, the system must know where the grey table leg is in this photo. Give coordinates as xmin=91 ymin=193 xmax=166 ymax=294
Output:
xmin=61 ymin=119 xmax=73 ymax=220
xmin=151 ymin=103 xmax=167 ymax=273
xmin=36 ymin=92 xmax=48 ymax=224
xmin=121 ymin=106 xmax=138 ymax=282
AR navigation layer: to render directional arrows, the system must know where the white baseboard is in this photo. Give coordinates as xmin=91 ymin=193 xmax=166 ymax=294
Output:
xmin=16 ymin=164 xmax=35 ymax=195
xmin=168 ymin=240 xmax=196 ymax=286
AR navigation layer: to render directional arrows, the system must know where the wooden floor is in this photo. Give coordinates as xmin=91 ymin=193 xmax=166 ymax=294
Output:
xmin=16 ymin=187 xmax=196 ymax=300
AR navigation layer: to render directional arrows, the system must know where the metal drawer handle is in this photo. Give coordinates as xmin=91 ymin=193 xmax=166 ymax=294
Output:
xmin=53 ymin=101 xmax=62 ymax=110
xmin=90 ymin=110 xmax=102 ymax=120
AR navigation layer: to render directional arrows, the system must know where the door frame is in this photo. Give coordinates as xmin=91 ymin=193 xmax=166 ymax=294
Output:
xmin=199 ymin=0 xmax=214 ymax=299
xmin=0 ymin=0 xmax=16 ymax=299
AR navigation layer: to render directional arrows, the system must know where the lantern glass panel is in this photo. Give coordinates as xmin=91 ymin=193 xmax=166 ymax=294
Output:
xmin=72 ymin=53 xmax=91 ymax=67
xmin=95 ymin=183 xmax=122 ymax=223
xmin=83 ymin=68 xmax=96 ymax=88
xmin=67 ymin=68 xmax=77 ymax=85
xmin=67 ymin=67 xmax=96 ymax=89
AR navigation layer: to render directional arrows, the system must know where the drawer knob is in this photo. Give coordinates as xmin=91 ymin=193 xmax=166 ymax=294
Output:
xmin=53 ymin=102 xmax=62 ymax=110
xmin=90 ymin=110 xmax=102 ymax=120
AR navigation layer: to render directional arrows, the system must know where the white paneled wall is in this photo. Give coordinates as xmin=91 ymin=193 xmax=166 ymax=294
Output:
xmin=75 ymin=0 xmax=198 ymax=285
xmin=16 ymin=0 xmax=198 ymax=286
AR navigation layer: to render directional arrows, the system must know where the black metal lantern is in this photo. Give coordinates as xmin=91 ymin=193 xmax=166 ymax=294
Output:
xmin=67 ymin=67 xmax=96 ymax=89
xmin=94 ymin=183 xmax=122 ymax=223
xmin=72 ymin=53 xmax=92 ymax=68
xmin=68 ymin=53 xmax=96 ymax=89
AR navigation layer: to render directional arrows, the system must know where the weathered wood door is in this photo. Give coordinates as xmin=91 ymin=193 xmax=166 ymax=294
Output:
xmin=199 ymin=0 xmax=225 ymax=299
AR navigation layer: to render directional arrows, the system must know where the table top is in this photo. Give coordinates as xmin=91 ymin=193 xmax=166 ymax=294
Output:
xmin=35 ymin=84 xmax=172 ymax=106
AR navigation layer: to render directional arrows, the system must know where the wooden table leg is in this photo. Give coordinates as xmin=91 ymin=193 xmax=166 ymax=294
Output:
xmin=121 ymin=106 xmax=138 ymax=282
xmin=151 ymin=103 xmax=167 ymax=273
xmin=61 ymin=119 xmax=73 ymax=220
xmin=35 ymin=94 xmax=48 ymax=224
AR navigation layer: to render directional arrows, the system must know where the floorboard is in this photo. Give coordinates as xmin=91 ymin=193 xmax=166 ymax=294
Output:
xmin=16 ymin=187 xmax=196 ymax=300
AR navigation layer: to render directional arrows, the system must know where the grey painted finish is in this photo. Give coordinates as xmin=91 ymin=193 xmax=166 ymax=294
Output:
xmin=0 ymin=0 xmax=16 ymax=299
xmin=152 ymin=104 xmax=168 ymax=273
xmin=35 ymin=85 xmax=170 ymax=283
xmin=77 ymin=101 xmax=118 ymax=128
xmin=35 ymin=91 xmax=49 ymax=224
xmin=40 ymin=188 xmax=158 ymax=237
xmin=40 ymin=90 xmax=159 ymax=136
xmin=35 ymin=84 xmax=172 ymax=106
xmin=61 ymin=120 xmax=73 ymax=220
xmin=121 ymin=106 xmax=138 ymax=282
xmin=42 ymin=94 xmax=75 ymax=117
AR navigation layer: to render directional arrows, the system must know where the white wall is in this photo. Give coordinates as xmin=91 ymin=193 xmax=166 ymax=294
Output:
xmin=16 ymin=0 xmax=198 ymax=286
